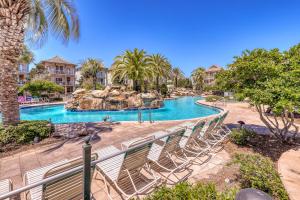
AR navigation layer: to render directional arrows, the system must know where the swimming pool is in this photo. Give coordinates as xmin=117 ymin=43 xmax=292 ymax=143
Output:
xmin=3 ymin=96 xmax=220 ymax=124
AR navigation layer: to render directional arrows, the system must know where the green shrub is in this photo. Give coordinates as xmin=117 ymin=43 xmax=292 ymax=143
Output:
xmin=232 ymin=153 xmax=289 ymax=200
xmin=205 ymin=95 xmax=223 ymax=102
xmin=192 ymin=182 xmax=218 ymax=200
xmin=0 ymin=120 xmax=53 ymax=146
xmin=144 ymin=182 xmax=237 ymax=200
xmin=229 ymin=128 xmax=255 ymax=145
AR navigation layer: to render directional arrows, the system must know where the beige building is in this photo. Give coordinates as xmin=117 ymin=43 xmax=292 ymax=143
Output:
xmin=204 ymin=65 xmax=223 ymax=86
xmin=39 ymin=56 xmax=76 ymax=94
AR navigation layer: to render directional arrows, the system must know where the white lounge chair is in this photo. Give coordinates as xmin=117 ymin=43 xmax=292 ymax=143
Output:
xmin=203 ymin=112 xmax=230 ymax=145
xmin=0 ymin=179 xmax=12 ymax=200
xmin=177 ymin=120 xmax=211 ymax=161
xmin=24 ymin=155 xmax=97 ymax=200
xmin=24 ymin=160 xmax=68 ymax=200
xmin=147 ymin=128 xmax=192 ymax=184
xmin=95 ymin=136 xmax=160 ymax=200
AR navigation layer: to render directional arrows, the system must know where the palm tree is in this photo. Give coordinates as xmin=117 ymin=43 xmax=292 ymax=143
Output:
xmin=18 ymin=45 xmax=34 ymax=66
xmin=149 ymin=54 xmax=172 ymax=92
xmin=111 ymin=48 xmax=154 ymax=92
xmin=172 ymin=67 xmax=184 ymax=88
xmin=80 ymin=58 xmax=105 ymax=90
xmin=0 ymin=0 xmax=79 ymax=125
xmin=191 ymin=67 xmax=206 ymax=91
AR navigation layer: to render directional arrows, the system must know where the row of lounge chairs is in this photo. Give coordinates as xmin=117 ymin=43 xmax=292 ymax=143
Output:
xmin=0 ymin=111 xmax=230 ymax=200
xmin=18 ymin=96 xmax=49 ymax=105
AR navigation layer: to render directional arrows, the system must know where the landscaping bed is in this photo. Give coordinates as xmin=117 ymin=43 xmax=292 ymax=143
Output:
xmin=145 ymin=128 xmax=297 ymax=200
xmin=0 ymin=120 xmax=62 ymax=158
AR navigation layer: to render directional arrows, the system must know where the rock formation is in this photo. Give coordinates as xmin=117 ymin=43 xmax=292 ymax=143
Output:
xmin=170 ymin=87 xmax=200 ymax=97
xmin=65 ymin=86 xmax=164 ymax=111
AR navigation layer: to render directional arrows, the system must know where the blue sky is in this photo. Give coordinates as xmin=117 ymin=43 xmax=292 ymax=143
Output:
xmin=30 ymin=0 xmax=300 ymax=76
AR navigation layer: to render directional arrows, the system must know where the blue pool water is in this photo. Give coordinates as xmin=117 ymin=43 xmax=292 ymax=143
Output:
xmin=3 ymin=96 xmax=220 ymax=124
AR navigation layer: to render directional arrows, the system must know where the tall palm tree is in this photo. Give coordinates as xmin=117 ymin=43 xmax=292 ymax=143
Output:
xmin=149 ymin=54 xmax=172 ymax=92
xmin=172 ymin=67 xmax=184 ymax=88
xmin=80 ymin=58 xmax=105 ymax=90
xmin=191 ymin=67 xmax=206 ymax=91
xmin=0 ymin=0 xmax=79 ymax=125
xmin=111 ymin=48 xmax=154 ymax=92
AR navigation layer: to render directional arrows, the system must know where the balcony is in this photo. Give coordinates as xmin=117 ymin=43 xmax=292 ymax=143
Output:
xmin=66 ymin=81 xmax=74 ymax=86
xmin=55 ymin=81 xmax=65 ymax=86
xmin=49 ymin=70 xmax=75 ymax=75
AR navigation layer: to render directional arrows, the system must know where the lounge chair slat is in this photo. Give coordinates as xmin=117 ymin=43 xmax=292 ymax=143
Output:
xmin=0 ymin=179 xmax=12 ymax=200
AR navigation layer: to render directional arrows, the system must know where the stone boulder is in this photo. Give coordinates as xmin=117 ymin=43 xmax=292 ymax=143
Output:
xmin=141 ymin=92 xmax=157 ymax=99
xmin=128 ymin=95 xmax=143 ymax=108
xmin=90 ymin=98 xmax=103 ymax=110
xmin=72 ymin=89 xmax=87 ymax=98
xmin=79 ymin=97 xmax=94 ymax=110
xmin=66 ymin=86 xmax=163 ymax=111
xmin=91 ymin=90 xmax=108 ymax=98
xmin=73 ymin=89 xmax=86 ymax=96
xmin=109 ymin=89 xmax=121 ymax=97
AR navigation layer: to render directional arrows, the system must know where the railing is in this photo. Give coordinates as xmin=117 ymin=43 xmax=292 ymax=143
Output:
xmin=0 ymin=132 xmax=174 ymax=200
xmin=66 ymin=81 xmax=74 ymax=86
xmin=49 ymin=70 xmax=75 ymax=75
xmin=55 ymin=81 xmax=65 ymax=86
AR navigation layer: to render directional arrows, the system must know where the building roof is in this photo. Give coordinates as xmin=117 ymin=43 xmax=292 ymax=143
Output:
xmin=206 ymin=65 xmax=222 ymax=72
xmin=41 ymin=56 xmax=76 ymax=66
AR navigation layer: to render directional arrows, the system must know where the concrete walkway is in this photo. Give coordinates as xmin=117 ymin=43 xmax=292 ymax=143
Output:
xmin=278 ymin=149 xmax=300 ymax=200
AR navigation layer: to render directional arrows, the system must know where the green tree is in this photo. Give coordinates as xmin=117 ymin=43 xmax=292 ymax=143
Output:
xmin=0 ymin=0 xmax=80 ymax=125
xmin=18 ymin=45 xmax=34 ymax=66
xmin=216 ymin=47 xmax=299 ymax=142
xmin=149 ymin=54 xmax=172 ymax=92
xmin=172 ymin=67 xmax=184 ymax=88
xmin=19 ymin=80 xmax=64 ymax=97
xmin=178 ymin=78 xmax=193 ymax=88
xmin=80 ymin=58 xmax=105 ymax=90
xmin=191 ymin=67 xmax=205 ymax=91
xmin=29 ymin=63 xmax=49 ymax=80
xmin=112 ymin=48 xmax=154 ymax=91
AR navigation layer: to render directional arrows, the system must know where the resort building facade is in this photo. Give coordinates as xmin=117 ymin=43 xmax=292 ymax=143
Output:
xmin=18 ymin=64 xmax=29 ymax=86
xmin=204 ymin=65 xmax=223 ymax=86
xmin=39 ymin=56 xmax=76 ymax=94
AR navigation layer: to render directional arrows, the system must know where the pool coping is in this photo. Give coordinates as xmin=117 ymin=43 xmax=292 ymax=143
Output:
xmin=20 ymin=102 xmax=66 ymax=109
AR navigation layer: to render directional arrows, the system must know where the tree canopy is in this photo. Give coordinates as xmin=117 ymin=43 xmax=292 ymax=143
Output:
xmin=216 ymin=46 xmax=300 ymax=142
xmin=149 ymin=54 xmax=172 ymax=92
xmin=18 ymin=45 xmax=34 ymax=65
xmin=19 ymin=80 xmax=64 ymax=97
xmin=111 ymin=48 xmax=155 ymax=91
xmin=80 ymin=58 xmax=105 ymax=90
xmin=172 ymin=67 xmax=184 ymax=88
xmin=191 ymin=67 xmax=205 ymax=91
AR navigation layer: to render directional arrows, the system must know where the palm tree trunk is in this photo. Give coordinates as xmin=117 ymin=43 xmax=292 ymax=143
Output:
xmin=93 ymin=76 xmax=97 ymax=90
xmin=175 ymin=77 xmax=178 ymax=88
xmin=0 ymin=3 xmax=27 ymax=126
xmin=133 ymin=80 xmax=139 ymax=92
xmin=156 ymin=76 xmax=160 ymax=92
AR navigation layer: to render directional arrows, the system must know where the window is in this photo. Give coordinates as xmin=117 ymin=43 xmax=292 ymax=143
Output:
xmin=56 ymin=78 xmax=63 ymax=84
xmin=67 ymin=87 xmax=73 ymax=93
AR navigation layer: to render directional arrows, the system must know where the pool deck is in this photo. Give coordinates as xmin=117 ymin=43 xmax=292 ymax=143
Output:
xmin=1 ymin=100 xmax=299 ymax=199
